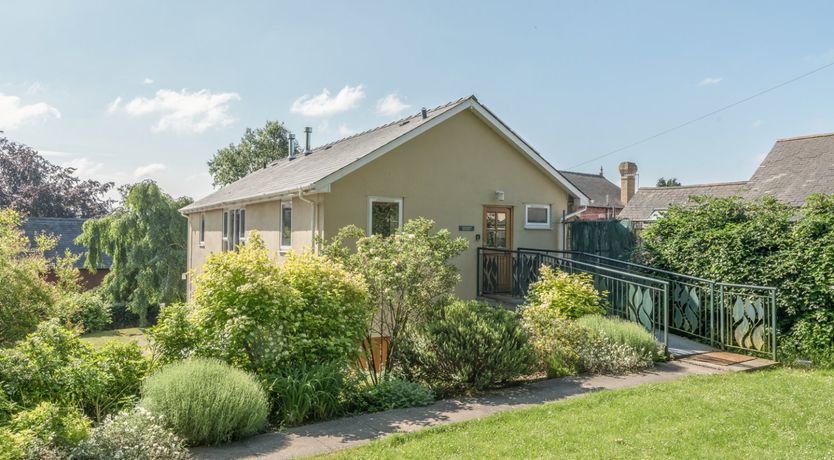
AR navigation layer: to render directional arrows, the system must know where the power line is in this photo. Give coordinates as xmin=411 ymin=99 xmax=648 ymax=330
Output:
xmin=567 ymin=60 xmax=834 ymax=170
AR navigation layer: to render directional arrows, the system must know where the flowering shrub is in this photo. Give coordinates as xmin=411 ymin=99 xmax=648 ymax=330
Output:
xmin=524 ymin=266 xmax=606 ymax=320
xmin=140 ymin=358 xmax=269 ymax=446
xmin=72 ymin=407 xmax=190 ymax=460
xmin=577 ymin=315 xmax=664 ymax=362
xmin=574 ymin=332 xmax=655 ymax=374
xmin=152 ymin=234 xmax=370 ymax=376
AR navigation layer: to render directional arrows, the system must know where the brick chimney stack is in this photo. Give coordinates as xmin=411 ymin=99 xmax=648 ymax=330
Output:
xmin=618 ymin=161 xmax=638 ymax=204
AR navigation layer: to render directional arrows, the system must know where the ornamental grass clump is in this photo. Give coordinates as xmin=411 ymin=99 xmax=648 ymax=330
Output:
xmin=140 ymin=358 xmax=269 ymax=446
xmin=577 ymin=315 xmax=664 ymax=362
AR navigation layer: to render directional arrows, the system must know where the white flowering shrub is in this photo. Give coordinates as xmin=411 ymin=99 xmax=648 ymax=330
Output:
xmin=72 ymin=407 xmax=190 ymax=460
xmin=575 ymin=332 xmax=654 ymax=374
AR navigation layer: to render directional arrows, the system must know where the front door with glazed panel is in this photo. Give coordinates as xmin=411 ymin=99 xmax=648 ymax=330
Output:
xmin=483 ymin=206 xmax=513 ymax=292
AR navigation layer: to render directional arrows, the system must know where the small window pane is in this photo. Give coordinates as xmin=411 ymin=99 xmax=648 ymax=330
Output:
xmin=281 ymin=204 xmax=292 ymax=248
xmin=371 ymin=201 xmax=399 ymax=236
xmin=199 ymin=214 xmax=206 ymax=243
xmin=239 ymin=210 xmax=246 ymax=239
xmin=527 ymin=207 xmax=548 ymax=224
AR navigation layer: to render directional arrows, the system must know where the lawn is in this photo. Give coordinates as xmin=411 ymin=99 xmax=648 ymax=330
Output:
xmin=325 ymin=368 xmax=834 ymax=459
xmin=79 ymin=327 xmax=150 ymax=350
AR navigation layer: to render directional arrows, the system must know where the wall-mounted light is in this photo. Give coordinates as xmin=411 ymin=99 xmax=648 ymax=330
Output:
xmin=495 ymin=190 xmax=505 ymax=201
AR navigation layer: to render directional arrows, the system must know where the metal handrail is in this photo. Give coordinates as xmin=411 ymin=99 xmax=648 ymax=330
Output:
xmin=517 ymin=248 xmax=714 ymax=284
xmin=478 ymin=247 xmax=669 ymax=287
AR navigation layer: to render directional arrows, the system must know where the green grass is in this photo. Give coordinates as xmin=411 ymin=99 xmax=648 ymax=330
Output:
xmin=79 ymin=327 xmax=149 ymax=350
xmin=324 ymin=369 xmax=834 ymax=459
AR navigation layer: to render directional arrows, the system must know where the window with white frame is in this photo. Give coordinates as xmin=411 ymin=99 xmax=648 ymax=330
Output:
xmin=199 ymin=213 xmax=206 ymax=247
xmin=280 ymin=201 xmax=292 ymax=251
xmin=222 ymin=208 xmax=246 ymax=251
xmin=524 ymin=204 xmax=551 ymax=229
xmin=368 ymin=197 xmax=402 ymax=236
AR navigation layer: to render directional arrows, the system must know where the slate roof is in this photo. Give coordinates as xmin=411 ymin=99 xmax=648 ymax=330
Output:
xmin=558 ymin=170 xmax=623 ymax=208
xmin=745 ymin=132 xmax=834 ymax=206
xmin=618 ymin=182 xmax=749 ymax=221
xmin=22 ymin=217 xmax=112 ymax=269
xmin=182 ymin=95 xmax=588 ymax=213
xmin=181 ymin=97 xmax=470 ymax=213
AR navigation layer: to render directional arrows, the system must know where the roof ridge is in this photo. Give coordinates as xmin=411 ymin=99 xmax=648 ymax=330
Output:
xmin=776 ymin=131 xmax=834 ymax=142
xmin=639 ymin=180 xmax=749 ymax=190
xmin=558 ymin=169 xmax=607 ymax=178
xmin=311 ymin=96 xmax=471 ymax=151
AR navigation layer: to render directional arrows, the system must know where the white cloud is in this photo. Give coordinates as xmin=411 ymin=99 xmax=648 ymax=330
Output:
xmin=63 ymin=157 xmax=106 ymax=179
xmin=376 ymin=93 xmax=410 ymax=116
xmin=290 ymin=85 xmax=365 ymax=117
xmin=752 ymin=119 xmax=764 ymax=129
xmin=0 ymin=93 xmax=61 ymax=130
xmin=120 ymin=89 xmax=240 ymax=133
xmin=142 ymin=77 xmax=154 ymax=85
xmin=133 ymin=162 xmax=166 ymax=178
xmin=337 ymin=123 xmax=354 ymax=137
xmin=697 ymin=77 xmax=723 ymax=86
xmin=106 ymin=96 xmax=122 ymax=114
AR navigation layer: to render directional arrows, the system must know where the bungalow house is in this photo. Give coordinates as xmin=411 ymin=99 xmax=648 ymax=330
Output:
xmin=23 ymin=217 xmax=112 ymax=290
xmin=619 ymin=132 xmax=834 ymax=226
xmin=180 ymin=96 xmax=589 ymax=299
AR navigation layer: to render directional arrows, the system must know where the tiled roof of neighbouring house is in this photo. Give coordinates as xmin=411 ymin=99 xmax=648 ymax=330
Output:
xmin=22 ymin=217 xmax=112 ymax=269
xmin=558 ymin=170 xmax=624 ymax=208
xmin=617 ymin=182 xmax=749 ymax=221
xmin=744 ymin=132 xmax=834 ymax=206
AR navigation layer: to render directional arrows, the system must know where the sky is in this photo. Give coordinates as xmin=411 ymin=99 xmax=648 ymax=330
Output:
xmin=2 ymin=1 xmax=834 ymax=200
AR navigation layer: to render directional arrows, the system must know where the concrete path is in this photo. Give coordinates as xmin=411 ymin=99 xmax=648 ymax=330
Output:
xmin=192 ymin=360 xmax=722 ymax=460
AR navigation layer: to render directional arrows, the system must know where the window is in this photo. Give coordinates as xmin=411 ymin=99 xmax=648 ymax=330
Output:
xmin=199 ymin=213 xmax=206 ymax=247
xmin=280 ymin=201 xmax=292 ymax=251
xmin=368 ymin=197 xmax=402 ymax=236
xmin=525 ymin=204 xmax=551 ymax=229
xmin=223 ymin=208 xmax=246 ymax=251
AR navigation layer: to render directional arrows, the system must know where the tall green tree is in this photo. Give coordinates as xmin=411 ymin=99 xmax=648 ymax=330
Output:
xmin=207 ymin=121 xmax=292 ymax=187
xmin=77 ymin=181 xmax=191 ymax=325
xmin=656 ymin=177 xmax=681 ymax=187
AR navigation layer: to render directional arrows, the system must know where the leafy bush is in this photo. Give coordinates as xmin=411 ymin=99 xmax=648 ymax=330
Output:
xmin=400 ymin=300 xmax=536 ymax=391
xmin=577 ymin=315 xmax=664 ymax=361
xmin=8 ymin=402 xmax=91 ymax=454
xmin=149 ymin=303 xmax=198 ymax=364
xmin=264 ymin=362 xmax=346 ymax=426
xmin=637 ymin=194 xmax=834 ymax=365
xmin=0 ymin=209 xmax=60 ymax=345
xmin=0 ymin=321 xmax=150 ymax=421
xmin=521 ymin=316 xmax=588 ymax=377
xmin=574 ymin=332 xmax=655 ymax=374
xmin=54 ymin=290 xmax=112 ymax=333
xmin=320 ymin=218 xmax=468 ymax=381
xmin=345 ymin=377 xmax=433 ymax=414
xmin=524 ymin=266 xmax=606 ymax=320
xmin=153 ymin=234 xmax=371 ymax=376
xmin=140 ymin=358 xmax=269 ymax=445
xmin=72 ymin=407 xmax=190 ymax=460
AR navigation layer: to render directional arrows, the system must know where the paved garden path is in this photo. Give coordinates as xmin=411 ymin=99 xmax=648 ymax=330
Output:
xmin=193 ymin=360 xmax=723 ymax=460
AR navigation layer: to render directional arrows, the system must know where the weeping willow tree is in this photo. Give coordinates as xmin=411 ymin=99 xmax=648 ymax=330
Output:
xmin=77 ymin=181 xmax=192 ymax=326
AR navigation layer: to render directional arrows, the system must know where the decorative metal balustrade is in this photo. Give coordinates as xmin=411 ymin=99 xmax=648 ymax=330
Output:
xmin=477 ymin=248 xmax=670 ymax=348
xmin=478 ymin=248 xmax=777 ymax=359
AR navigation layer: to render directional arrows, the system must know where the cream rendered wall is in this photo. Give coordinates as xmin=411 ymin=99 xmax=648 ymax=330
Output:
xmin=184 ymin=194 xmax=325 ymax=297
xmin=323 ymin=109 xmax=570 ymax=299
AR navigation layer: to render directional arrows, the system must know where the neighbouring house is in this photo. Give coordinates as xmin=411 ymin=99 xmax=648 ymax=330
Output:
xmin=619 ymin=132 xmax=834 ymax=226
xmin=22 ymin=217 xmax=111 ymax=290
xmin=558 ymin=168 xmax=624 ymax=221
xmin=180 ymin=96 xmax=589 ymax=299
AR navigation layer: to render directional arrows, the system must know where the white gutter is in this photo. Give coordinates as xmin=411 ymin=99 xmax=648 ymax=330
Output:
xmin=297 ymin=188 xmax=318 ymax=253
xmin=561 ymin=206 xmax=588 ymax=222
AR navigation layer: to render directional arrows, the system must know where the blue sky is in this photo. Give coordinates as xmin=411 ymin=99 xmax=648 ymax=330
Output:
xmin=2 ymin=1 xmax=834 ymax=199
